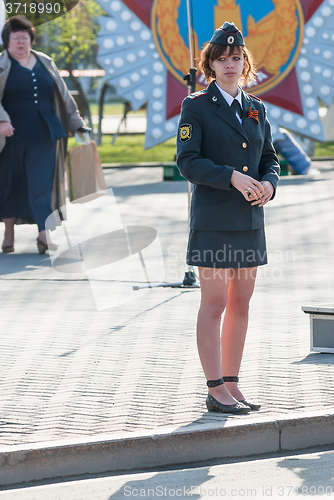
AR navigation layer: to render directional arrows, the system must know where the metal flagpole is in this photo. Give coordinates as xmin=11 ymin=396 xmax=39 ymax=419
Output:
xmin=185 ymin=0 xmax=195 ymax=231
xmin=183 ymin=0 xmax=200 ymax=284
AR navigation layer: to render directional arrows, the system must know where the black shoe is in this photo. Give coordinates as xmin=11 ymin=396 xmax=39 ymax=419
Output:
xmin=2 ymin=243 xmax=14 ymax=253
xmin=239 ymin=399 xmax=261 ymax=411
xmin=223 ymin=376 xmax=261 ymax=411
xmin=37 ymin=238 xmax=58 ymax=254
xmin=206 ymin=393 xmax=250 ymax=414
xmin=206 ymin=377 xmax=250 ymax=414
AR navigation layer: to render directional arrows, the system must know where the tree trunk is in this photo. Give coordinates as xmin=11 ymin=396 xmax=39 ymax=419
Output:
xmin=66 ymin=62 xmax=95 ymax=140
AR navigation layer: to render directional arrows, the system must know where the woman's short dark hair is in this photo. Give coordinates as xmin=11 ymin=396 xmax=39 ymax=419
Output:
xmin=199 ymin=42 xmax=257 ymax=86
xmin=1 ymin=15 xmax=35 ymax=49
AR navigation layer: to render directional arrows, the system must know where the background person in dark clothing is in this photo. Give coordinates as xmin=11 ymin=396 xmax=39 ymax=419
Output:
xmin=0 ymin=15 xmax=86 ymax=254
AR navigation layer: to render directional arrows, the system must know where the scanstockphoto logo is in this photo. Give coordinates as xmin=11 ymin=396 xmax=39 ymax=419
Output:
xmin=45 ymin=189 xmax=165 ymax=310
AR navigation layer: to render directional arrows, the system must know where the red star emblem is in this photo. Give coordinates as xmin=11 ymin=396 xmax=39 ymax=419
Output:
xmin=122 ymin=0 xmax=324 ymax=118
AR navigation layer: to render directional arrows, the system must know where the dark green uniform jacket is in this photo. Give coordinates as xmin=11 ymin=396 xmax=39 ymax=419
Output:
xmin=177 ymin=81 xmax=280 ymax=231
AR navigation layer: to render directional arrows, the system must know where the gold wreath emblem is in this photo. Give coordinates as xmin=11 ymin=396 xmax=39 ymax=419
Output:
xmin=152 ymin=0 xmax=303 ymax=94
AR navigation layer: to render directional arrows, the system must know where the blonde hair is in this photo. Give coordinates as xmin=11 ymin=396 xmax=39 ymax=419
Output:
xmin=199 ymin=43 xmax=257 ymax=86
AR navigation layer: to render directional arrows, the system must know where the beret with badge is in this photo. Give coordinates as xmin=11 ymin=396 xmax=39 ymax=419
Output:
xmin=210 ymin=21 xmax=245 ymax=46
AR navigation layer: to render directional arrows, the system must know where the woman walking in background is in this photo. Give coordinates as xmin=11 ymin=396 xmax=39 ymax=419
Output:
xmin=177 ymin=22 xmax=280 ymax=414
xmin=0 ymin=15 xmax=87 ymax=254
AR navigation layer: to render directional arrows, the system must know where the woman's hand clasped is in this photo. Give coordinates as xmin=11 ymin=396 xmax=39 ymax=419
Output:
xmin=231 ymin=170 xmax=264 ymax=201
xmin=0 ymin=122 xmax=14 ymax=137
xmin=230 ymin=171 xmax=273 ymax=207
xmin=251 ymin=180 xmax=274 ymax=207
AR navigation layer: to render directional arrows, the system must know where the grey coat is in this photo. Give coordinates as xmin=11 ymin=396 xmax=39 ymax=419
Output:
xmin=0 ymin=49 xmax=84 ymax=220
xmin=177 ymin=82 xmax=280 ymax=231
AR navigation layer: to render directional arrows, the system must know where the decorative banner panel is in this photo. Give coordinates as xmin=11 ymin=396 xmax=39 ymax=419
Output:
xmin=96 ymin=0 xmax=334 ymax=148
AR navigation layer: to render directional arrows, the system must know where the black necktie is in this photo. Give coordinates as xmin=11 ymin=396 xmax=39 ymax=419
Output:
xmin=232 ymin=99 xmax=243 ymax=121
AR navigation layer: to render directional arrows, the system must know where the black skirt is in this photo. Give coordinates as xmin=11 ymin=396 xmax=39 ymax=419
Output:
xmin=0 ymin=138 xmax=56 ymax=231
xmin=186 ymin=227 xmax=267 ymax=268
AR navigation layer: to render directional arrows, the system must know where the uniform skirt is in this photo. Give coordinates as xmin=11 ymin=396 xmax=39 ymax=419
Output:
xmin=186 ymin=227 xmax=267 ymax=268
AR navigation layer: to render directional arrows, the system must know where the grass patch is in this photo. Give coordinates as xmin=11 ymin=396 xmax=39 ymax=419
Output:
xmin=68 ymin=133 xmax=334 ymax=165
xmin=86 ymin=101 xmax=334 ymax=159
xmin=89 ymin=102 xmax=145 ymax=116
xmin=68 ymin=134 xmax=177 ymax=164
xmin=314 ymin=141 xmax=334 ymax=157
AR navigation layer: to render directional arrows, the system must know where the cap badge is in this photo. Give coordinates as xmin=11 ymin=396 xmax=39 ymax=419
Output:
xmin=227 ymin=36 xmax=234 ymax=44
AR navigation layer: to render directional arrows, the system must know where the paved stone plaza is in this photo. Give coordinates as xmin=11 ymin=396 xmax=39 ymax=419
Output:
xmin=0 ymin=162 xmax=334 ymax=450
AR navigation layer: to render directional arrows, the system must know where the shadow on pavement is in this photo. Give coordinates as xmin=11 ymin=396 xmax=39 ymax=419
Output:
xmin=57 ymin=290 xmax=194 ymax=357
xmin=277 ymin=449 xmax=334 ymax=494
xmin=278 ymin=176 xmax=331 ymax=186
xmin=269 ymin=195 xmax=334 ymax=212
xmin=0 ymin=253 xmax=51 ymax=276
xmin=293 ymin=353 xmax=334 ymax=365
xmin=107 ymin=467 xmax=210 ymax=500
xmin=112 ymin=182 xmax=188 ymax=197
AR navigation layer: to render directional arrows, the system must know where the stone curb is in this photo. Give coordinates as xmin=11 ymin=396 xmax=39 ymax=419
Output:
xmin=1 ymin=410 xmax=334 ymax=487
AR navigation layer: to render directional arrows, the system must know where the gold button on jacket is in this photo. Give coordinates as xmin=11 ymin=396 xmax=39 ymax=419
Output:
xmin=176 ymin=81 xmax=280 ymax=231
xmin=242 ymin=142 xmax=247 ymax=148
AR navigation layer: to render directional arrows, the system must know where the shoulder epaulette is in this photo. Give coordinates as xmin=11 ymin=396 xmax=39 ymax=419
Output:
xmin=188 ymin=88 xmax=209 ymax=100
xmin=247 ymin=93 xmax=262 ymax=102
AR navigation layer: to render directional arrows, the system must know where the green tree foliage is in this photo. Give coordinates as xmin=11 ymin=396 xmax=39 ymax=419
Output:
xmin=34 ymin=0 xmax=104 ymax=132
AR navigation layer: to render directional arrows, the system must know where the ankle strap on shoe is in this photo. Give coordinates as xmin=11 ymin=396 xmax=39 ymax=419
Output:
xmin=223 ymin=376 xmax=239 ymax=382
xmin=207 ymin=378 xmax=224 ymax=387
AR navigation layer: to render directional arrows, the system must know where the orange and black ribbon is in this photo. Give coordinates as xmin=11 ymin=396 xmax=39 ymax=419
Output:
xmin=248 ymin=107 xmax=259 ymax=124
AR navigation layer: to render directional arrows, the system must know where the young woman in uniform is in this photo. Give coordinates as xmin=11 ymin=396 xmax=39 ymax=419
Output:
xmin=177 ymin=22 xmax=280 ymax=414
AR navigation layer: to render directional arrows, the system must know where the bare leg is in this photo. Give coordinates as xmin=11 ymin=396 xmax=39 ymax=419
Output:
xmin=221 ymin=267 xmax=257 ymax=400
xmin=2 ymin=218 xmax=15 ymax=248
xmin=197 ymin=267 xmax=239 ymax=405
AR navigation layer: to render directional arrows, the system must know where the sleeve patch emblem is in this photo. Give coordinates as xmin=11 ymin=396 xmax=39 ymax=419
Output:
xmin=179 ymin=124 xmax=192 ymax=142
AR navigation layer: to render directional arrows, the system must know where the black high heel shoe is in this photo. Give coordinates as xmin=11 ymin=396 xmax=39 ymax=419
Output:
xmin=206 ymin=378 xmax=250 ymax=414
xmin=2 ymin=241 xmax=14 ymax=253
xmin=223 ymin=376 xmax=261 ymax=411
xmin=36 ymin=238 xmax=58 ymax=254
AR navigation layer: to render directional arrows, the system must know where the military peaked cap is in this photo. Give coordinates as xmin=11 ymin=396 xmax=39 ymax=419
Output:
xmin=210 ymin=21 xmax=245 ymax=46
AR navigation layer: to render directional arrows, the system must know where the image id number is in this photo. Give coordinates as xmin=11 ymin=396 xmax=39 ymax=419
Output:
xmin=5 ymin=3 xmax=61 ymax=14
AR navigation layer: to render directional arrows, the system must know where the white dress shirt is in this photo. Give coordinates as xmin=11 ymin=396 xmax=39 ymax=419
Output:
xmin=215 ymin=82 xmax=243 ymax=124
